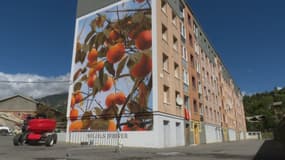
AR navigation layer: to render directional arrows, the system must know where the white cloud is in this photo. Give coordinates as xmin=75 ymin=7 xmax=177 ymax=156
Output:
xmin=0 ymin=72 xmax=70 ymax=99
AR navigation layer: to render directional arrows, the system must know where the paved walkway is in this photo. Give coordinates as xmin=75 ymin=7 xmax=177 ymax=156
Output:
xmin=1 ymin=136 xmax=283 ymax=160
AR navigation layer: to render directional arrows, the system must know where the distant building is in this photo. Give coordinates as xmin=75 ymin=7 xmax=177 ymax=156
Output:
xmin=0 ymin=95 xmax=39 ymax=129
xmin=0 ymin=95 xmax=65 ymax=130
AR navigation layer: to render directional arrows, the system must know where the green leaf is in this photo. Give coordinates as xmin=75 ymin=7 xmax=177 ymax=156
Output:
xmin=95 ymin=107 xmax=102 ymax=116
xmin=98 ymin=47 xmax=107 ymax=57
xmin=80 ymin=75 xmax=88 ymax=82
xmin=105 ymin=62 xmax=115 ymax=76
xmin=132 ymin=12 xmax=145 ymax=23
xmin=73 ymin=82 xmax=82 ymax=92
xmin=127 ymin=100 xmax=142 ymax=114
xmin=73 ymin=68 xmax=82 ymax=82
xmin=84 ymin=30 xmax=96 ymax=44
xmin=127 ymin=52 xmax=141 ymax=69
xmin=90 ymin=119 xmax=109 ymax=131
xmin=101 ymin=105 xmax=118 ymax=120
xmin=116 ymin=56 xmax=128 ymax=77
xmin=88 ymin=34 xmax=97 ymax=51
xmin=92 ymin=78 xmax=102 ymax=96
xmin=94 ymin=32 xmax=106 ymax=48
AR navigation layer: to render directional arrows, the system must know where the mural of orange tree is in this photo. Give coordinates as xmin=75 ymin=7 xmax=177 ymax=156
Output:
xmin=69 ymin=0 xmax=153 ymax=132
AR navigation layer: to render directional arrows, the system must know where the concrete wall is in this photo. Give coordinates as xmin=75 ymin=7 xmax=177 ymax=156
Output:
xmin=228 ymin=128 xmax=237 ymax=141
xmin=205 ymin=123 xmax=222 ymax=143
xmin=67 ymin=113 xmax=185 ymax=148
xmin=200 ymin=122 xmax=206 ymax=144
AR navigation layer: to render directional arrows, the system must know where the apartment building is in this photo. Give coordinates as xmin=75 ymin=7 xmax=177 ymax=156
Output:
xmin=66 ymin=0 xmax=246 ymax=148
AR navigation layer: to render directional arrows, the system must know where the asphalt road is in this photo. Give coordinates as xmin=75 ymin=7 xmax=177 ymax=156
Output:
xmin=0 ymin=136 xmax=266 ymax=160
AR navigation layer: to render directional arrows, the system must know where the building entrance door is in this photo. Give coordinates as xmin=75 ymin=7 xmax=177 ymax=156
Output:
xmin=184 ymin=123 xmax=190 ymax=146
xmin=194 ymin=123 xmax=200 ymax=144
xmin=163 ymin=120 xmax=170 ymax=147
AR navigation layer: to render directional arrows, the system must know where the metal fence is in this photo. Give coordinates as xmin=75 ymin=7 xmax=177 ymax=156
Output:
xmin=65 ymin=131 xmax=123 ymax=146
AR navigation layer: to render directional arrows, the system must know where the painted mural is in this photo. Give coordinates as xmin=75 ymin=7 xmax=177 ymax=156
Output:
xmin=68 ymin=0 xmax=153 ymax=132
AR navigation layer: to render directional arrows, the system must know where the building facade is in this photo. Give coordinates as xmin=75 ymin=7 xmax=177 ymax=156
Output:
xmin=66 ymin=0 xmax=246 ymax=148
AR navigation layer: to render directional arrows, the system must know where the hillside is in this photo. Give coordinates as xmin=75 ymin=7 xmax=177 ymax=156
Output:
xmin=243 ymin=87 xmax=285 ymax=132
xmin=37 ymin=92 xmax=68 ymax=113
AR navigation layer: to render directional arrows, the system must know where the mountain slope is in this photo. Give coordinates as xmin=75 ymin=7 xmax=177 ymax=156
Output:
xmin=243 ymin=87 xmax=285 ymax=132
xmin=37 ymin=92 xmax=68 ymax=113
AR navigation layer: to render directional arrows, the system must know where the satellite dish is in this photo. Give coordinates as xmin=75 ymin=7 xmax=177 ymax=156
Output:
xmin=176 ymin=96 xmax=183 ymax=106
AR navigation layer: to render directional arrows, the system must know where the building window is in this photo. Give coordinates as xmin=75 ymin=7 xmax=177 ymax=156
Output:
xmin=174 ymin=62 xmax=179 ymax=78
xmin=184 ymin=96 xmax=189 ymax=110
xmin=192 ymin=76 xmax=196 ymax=89
xmin=161 ymin=0 xmax=167 ymax=13
xmin=189 ymin=34 xmax=193 ymax=46
xmin=193 ymin=100 xmax=198 ymax=113
xmin=193 ymin=22 xmax=198 ymax=37
xmin=190 ymin=54 xmax=194 ymax=68
xmin=204 ymin=86 xmax=208 ymax=100
xmin=210 ymin=108 xmax=213 ymax=120
xmin=163 ymin=53 xmax=169 ymax=71
xmin=163 ymin=85 xmax=170 ymax=103
xmin=188 ymin=14 xmax=191 ymax=26
xmin=180 ymin=21 xmax=186 ymax=38
xmin=199 ymin=103 xmax=203 ymax=115
xmin=182 ymin=45 xmax=187 ymax=61
xmin=217 ymin=111 xmax=220 ymax=122
xmin=175 ymin=91 xmax=181 ymax=106
xmin=173 ymin=36 xmax=178 ymax=51
xmin=183 ymin=69 xmax=189 ymax=85
xmin=172 ymin=11 xmax=177 ymax=26
xmin=198 ymin=81 xmax=202 ymax=93
xmin=205 ymin=106 xmax=208 ymax=117
xmin=214 ymin=110 xmax=217 ymax=122
xmin=162 ymin=24 xmax=168 ymax=41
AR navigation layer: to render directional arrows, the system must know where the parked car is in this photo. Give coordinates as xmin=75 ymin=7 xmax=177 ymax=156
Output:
xmin=0 ymin=125 xmax=12 ymax=136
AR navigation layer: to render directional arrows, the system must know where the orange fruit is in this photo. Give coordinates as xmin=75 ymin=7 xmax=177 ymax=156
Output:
xmin=88 ymin=68 xmax=96 ymax=77
xmin=135 ymin=30 xmax=152 ymax=50
xmin=136 ymin=0 xmax=145 ymax=3
xmin=88 ymin=48 xmax=98 ymax=63
xmin=130 ymin=54 xmax=152 ymax=78
xmin=87 ymin=75 xmax=96 ymax=88
xmin=105 ymin=93 xmax=116 ymax=107
xmin=109 ymin=30 xmax=120 ymax=41
xmin=115 ymin=92 xmax=126 ymax=105
xmin=69 ymin=120 xmax=83 ymax=132
xmin=75 ymin=92 xmax=83 ymax=103
xmin=136 ymin=127 xmax=146 ymax=131
xmin=102 ymin=77 xmax=113 ymax=91
xmin=108 ymin=120 xmax=117 ymax=131
xmin=71 ymin=95 xmax=76 ymax=108
xmin=70 ymin=108 xmax=79 ymax=121
xmin=122 ymin=125 xmax=131 ymax=131
xmin=106 ymin=43 xmax=125 ymax=64
xmin=95 ymin=61 xmax=104 ymax=71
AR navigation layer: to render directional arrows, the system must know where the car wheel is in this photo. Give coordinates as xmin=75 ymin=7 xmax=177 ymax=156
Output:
xmin=13 ymin=134 xmax=22 ymax=146
xmin=53 ymin=134 xmax=58 ymax=144
xmin=0 ymin=130 xmax=8 ymax=136
xmin=45 ymin=135 xmax=54 ymax=147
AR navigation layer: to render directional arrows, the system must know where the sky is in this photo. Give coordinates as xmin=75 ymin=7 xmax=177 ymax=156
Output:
xmin=187 ymin=0 xmax=285 ymax=94
xmin=0 ymin=0 xmax=284 ymax=98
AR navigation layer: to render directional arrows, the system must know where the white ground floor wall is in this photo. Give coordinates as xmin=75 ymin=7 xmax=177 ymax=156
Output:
xmin=66 ymin=112 xmax=185 ymax=148
xmin=204 ymin=124 xmax=222 ymax=143
xmin=228 ymin=128 xmax=237 ymax=141
xmin=240 ymin=131 xmax=245 ymax=140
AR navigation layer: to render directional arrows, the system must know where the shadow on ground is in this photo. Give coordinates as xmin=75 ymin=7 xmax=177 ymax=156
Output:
xmin=254 ymin=140 xmax=285 ymax=160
